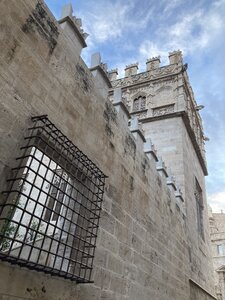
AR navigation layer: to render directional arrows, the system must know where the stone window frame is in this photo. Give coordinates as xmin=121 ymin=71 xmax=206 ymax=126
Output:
xmin=133 ymin=95 xmax=147 ymax=112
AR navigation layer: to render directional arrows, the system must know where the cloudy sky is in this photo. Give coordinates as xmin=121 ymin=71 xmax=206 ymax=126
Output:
xmin=45 ymin=0 xmax=225 ymax=213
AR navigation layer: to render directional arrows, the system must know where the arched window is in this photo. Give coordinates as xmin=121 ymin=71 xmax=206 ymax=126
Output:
xmin=133 ymin=96 xmax=146 ymax=112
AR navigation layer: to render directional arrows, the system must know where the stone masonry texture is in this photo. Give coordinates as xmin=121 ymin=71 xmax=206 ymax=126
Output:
xmin=0 ymin=1 xmax=216 ymax=299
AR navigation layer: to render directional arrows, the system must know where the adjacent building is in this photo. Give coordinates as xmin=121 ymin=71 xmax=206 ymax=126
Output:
xmin=209 ymin=208 xmax=225 ymax=300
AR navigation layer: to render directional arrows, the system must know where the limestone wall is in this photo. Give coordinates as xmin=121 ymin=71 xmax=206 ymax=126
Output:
xmin=0 ymin=1 xmax=215 ymax=299
xmin=181 ymin=120 xmax=213 ymax=287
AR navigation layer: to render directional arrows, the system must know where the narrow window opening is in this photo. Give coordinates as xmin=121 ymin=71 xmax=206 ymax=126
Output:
xmin=133 ymin=96 xmax=146 ymax=112
xmin=195 ymin=179 xmax=204 ymax=241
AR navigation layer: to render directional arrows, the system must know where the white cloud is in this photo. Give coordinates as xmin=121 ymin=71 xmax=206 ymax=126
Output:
xmin=138 ymin=2 xmax=225 ymax=64
xmin=162 ymin=0 xmax=184 ymax=14
xmin=76 ymin=0 xmax=158 ymax=54
xmin=88 ymin=4 xmax=131 ymax=42
xmin=208 ymin=191 xmax=225 ymax=213
xmin=78 ymin=1 xmax=134 ymax=44
xmin=139 ymin=41 xmax=169 ymax=65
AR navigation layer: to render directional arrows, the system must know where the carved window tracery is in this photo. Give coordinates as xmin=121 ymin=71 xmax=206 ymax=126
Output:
xmin=133 ymin=96 xmax=146 ymax=112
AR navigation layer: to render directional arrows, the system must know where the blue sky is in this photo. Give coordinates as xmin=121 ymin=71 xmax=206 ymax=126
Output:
xmin=45 ymin=0 xmax=225 ymax=212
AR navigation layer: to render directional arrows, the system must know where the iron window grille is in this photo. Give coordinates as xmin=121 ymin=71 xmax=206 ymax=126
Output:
xmin=0 ymin=115 xmax=107 ymax=283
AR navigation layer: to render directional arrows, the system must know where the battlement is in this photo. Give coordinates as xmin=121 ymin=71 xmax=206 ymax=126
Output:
xmin=146 ymin=56 xmax=161 ymax=70
xmin=108 ymin=69 xmax=118 ymax=81
xmin=124 ymin=63 xmax=139 ymax=77
xmin=146 ymin=56 xmax=161 ymax=62
xmin=125 ymin=63 xmax=139 ymax=69
xmin=109 ymin=50 xmax=183 ymax=82
xmin=168 ymin=50 xmax=183 ymax=64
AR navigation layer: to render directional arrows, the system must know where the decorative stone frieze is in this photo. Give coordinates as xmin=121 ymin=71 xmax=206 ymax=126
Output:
xmin=152 ymin=104 xmax=175 ymax=117
xmin=144 ymin=138 xmax=158 ymax=162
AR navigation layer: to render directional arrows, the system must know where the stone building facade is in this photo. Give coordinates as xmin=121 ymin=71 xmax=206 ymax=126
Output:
xmin=209 ymin=209 xmax=225 ymax=300
xmin=0 ymin=1 xmax=216 ymax=299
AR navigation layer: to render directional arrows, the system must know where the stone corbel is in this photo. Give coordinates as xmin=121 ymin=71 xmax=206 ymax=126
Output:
xmin=112 ymin=88 xmax=130 ymax=124
xmin=130 ymin=117 xmax=146 ymax=150
xmin=156 ymin=157 xmax=168 ymax=178
xmin=144 ymin=138 xmax=158 ymax=162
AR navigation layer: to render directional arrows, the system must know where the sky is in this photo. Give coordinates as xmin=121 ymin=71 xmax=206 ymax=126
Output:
xmin=45 ymin=0 xmax=225 ymax=213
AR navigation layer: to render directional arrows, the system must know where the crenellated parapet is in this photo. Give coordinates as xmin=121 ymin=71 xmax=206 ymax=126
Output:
xmin=111 ymin=50 xmax=183 ymax=89
xmin=111 ymin=63 xmax=178 ymax=89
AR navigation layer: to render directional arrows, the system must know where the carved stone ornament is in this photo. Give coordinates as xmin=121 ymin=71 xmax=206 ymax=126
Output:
xmin=152 ymin=104 xmax=174 ymax=117
xmin=111 ymin=64 xmax=178 ymax=88
xmin=132 ymin=111 xmax=147 ymax=119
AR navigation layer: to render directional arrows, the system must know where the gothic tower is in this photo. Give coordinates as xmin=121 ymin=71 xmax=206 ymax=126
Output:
xmin=109 ymin=51 xmax=211 ymax=285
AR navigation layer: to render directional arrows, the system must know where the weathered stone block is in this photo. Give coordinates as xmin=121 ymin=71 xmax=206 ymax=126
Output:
xmin=100 ymin=230 xmax=119 ymax=254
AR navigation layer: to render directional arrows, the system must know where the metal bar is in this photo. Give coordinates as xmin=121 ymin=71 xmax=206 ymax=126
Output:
xmin=0 ymin=115 xmax=107 ymax=283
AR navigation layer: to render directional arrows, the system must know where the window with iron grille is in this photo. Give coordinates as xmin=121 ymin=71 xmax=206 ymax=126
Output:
xmin=0 ymin=115 xmax=106 ymax=283
xmin=195 ymin=179 xmax=204 ymax=241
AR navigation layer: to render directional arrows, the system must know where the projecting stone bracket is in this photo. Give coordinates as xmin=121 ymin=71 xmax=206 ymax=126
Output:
xmin=144 ymin=138 xmax=158 ymax=162
xmin=156 ymin=157 xmax=168 ymax=178
xmin=166 ymin=174 xmax=176 ymax=192
xmin=90 ymin=53 xmax=112 ymax=98
xmin=129 ymin=117 xmax=146 ymax=152
xmin=112 ymin=88 xmax=130 ymax=124
xmin=175 ymin=187 xmax=186 ymax=217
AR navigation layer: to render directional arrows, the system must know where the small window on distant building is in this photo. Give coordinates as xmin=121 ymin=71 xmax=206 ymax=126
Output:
xmin=133 ymin=96 xmax=146 ymax=112
xmin=195 ymin=179 xmax=204 ymax=240
xmin=217 ymin=244 xmax=225 ymax=256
